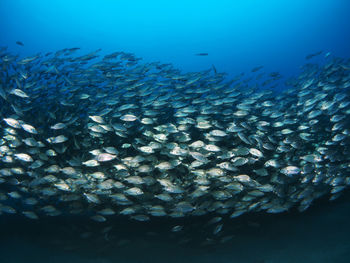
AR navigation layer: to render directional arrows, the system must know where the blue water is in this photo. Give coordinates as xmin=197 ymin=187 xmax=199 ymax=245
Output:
xmin=1 ymin=0 xmax=350 ymax=80
xmin=1 ymin=1 xmax=350 ymax=262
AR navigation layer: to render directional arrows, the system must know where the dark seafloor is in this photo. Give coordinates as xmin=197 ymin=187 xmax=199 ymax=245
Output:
xmin=1 ymin=192 xmax=350 ymax=263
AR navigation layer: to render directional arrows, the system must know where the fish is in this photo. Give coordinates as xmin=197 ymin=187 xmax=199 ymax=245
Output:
xmin=16 ymin=41 xmax=24 ymax=46
xmin=9 ymin=89 xmax=29 ymax=98
xmin=251 ymin=66 xmax=263 ymax=72
xmin=0 ymin=46 xmax=349 ymax=241
xmin=305 ymin=50 xmax=323 ymax=60
xmin=195 ymin=53 xmax=208 ymax=56
xmin=212 ymin=64 xmax=217 ymax=74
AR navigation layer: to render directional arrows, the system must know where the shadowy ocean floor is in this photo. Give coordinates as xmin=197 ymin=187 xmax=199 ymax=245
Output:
xmin=1 ymin=192 xmax=350 ymax=263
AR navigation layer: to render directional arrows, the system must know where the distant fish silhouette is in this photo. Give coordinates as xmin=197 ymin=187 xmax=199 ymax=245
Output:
xmin=16 ymin=41 xmax=24 ymax=46
xmin=325 ymin=52 xmax=331 ymax=58
xmin=251 ymin=65 xmax=264 ymax=72
xmin=305 ymin=51 xmax=322 ymax=60
xmin=212 ymin=64 xmax=217 ymax=74
xmin=195 ymin=53 xmax=208 ymax=56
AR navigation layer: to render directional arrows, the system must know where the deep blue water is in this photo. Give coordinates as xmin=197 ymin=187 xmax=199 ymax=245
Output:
xmin=1 ymin=0 xmax=350 ymax=81
xmin=1 ymin=1 xmax=350 ymax=262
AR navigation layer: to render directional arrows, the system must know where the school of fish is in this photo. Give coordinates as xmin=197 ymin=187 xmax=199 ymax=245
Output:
xmin=0 ymin=47 xmax=350 ymax=235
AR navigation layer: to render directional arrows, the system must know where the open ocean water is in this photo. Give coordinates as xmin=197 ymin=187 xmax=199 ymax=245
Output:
xmin=1 ymin=1 xmax=350 ymax=262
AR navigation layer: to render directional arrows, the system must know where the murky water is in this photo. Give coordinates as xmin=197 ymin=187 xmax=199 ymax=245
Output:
xmin=1 ymin=193 xmax=349 ymax=263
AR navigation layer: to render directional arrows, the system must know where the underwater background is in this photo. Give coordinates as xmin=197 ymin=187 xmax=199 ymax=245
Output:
xmin=1 ymin=0 xmax=350 ymax=262
xmin=2 ymin=0 xmax=350 ymax=82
